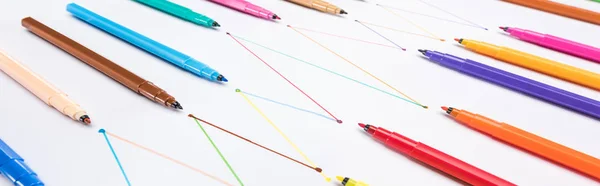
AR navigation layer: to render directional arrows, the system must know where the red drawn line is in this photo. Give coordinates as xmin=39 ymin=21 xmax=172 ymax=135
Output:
xmin=227 ymin=33 xmax=343 ymax=124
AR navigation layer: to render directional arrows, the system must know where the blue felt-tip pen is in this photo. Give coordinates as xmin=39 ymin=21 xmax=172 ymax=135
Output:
xmin=66 ymin=3 xmax=227 ymax=82
xmin=0 ymin=138 xmax=44 ymax=186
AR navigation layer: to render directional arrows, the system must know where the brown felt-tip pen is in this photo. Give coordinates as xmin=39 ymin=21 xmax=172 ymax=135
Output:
xmin=22 ymin=17 xmax=182 ymax=109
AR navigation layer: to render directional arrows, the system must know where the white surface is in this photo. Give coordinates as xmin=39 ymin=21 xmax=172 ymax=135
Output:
xmin=1 ymin=0 xmax=599 ymax=185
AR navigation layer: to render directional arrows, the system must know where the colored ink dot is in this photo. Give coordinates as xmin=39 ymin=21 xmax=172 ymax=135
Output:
xmin=315 ymin=167 xmax=322 ymax=173
xmin=235 ymin=89 xmax=241 ymax=92
xmin=336 ymin=120 xmax=343 ymax=124
xmin=98 ymin=129 xmax=106 ymax=133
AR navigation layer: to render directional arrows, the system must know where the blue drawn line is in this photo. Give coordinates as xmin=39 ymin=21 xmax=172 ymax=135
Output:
xmin=240 ymin=90 xmax=337 ymax=122
xmin=355 ymin=20 xmax=407 ymax=51
xmin=99 ymin=129 xmax=131 ymax=186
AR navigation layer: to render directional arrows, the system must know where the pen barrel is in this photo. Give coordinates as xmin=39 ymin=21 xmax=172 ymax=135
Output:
xmin=0 ymin=40 xmax=86 ymax=121
xmin=408 ymin=143 xmax=515 ymax=186
xmin=0 ymin=139 xmax=44 ymax=186
xmin=536 ymin=35 xmax=600 ymax=64
xmin=464 ymin=40 xmax=600 ymax=91
xmin=209 ymin=0 xmax=273 ymax=19
xmin=288 ymin=0 xmax=341 ymax=14
xmin=459 ymin=58 xmax=600 ymax=119
xmin=502 ymin=0 xmax=600 ymax=25
xmin=67 ymin=3 xmax=219 ymax=81
xmin=21 ymin=17 xmax=146 ymax=91
xmin=133 ymin=0 xmax=215 ymax=27
xmin=457 ymin=112 xmax=600 ymax=180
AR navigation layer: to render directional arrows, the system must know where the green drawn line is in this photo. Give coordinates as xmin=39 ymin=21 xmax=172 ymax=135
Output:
xmin=193 ymin=118 xmax=244 ymax=186
xmin=230 ymin=34 xmax=423 ymax=108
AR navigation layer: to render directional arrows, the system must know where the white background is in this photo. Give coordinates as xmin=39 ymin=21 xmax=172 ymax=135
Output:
xmin=1 ymin=0 xmax=600 ymax=185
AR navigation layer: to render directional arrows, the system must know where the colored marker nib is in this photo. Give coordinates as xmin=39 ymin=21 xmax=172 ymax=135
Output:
xmin=499 ymin=26 xmax=508 ymax=31
xmin=80 ymin=115 xmax=91 ymax=124
xmin=273 ymin=14 xmax=281 ymax=20
xmin=418 ymin=49 xmax=427 ymax=55
xmin=213 ymin=22 xmax=221 ymax=27
xmin=358 ymin=123 xmax=366 ymax=128
xmin=454 ymin=38 xmax=463 ymax=43
xmin=340 ymin=10 xmax=348 ymax=14
xmin=441 ymin=106 xmax=448 ymax=111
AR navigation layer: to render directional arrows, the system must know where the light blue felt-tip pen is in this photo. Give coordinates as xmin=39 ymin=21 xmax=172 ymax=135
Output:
xmin=66 ymin=3 xmax=227 ymax=82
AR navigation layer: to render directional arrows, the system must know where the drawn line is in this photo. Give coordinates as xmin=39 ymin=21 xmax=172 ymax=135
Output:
xmin=290 ymin=26 xmax=401 ymax=49
xmin=99 ymin=129 xmax=131 ymax=186
xmin=357 ymin=20 xmax=442 ymax=41
xmin=193 ymin=119 xmax=245 ymax=186
xmin=373 ymin=5 xmax=485 ymax=30
xmin=103 ymin=130 xmax=235 ymax=186
xmin=288 ymin=25 xmax=428 ymax=109
xmin=413 ymin=0 xmax=488 ymax=30
xmin=239 ymin=90 xmax=336 ymax=122
xmin=227 ymin=32 xmax=343 ymax=123
xmin=189 ymin=114 xmax=323 ymax=173
xmin=236 ymin=90 xmax=332 ymax=182
xmin=377 ymin=4 xmax=443 ymax=41
xmin=355 ymin=20 xmax=408 ymax=50
xmin=229 ymin=34 xmax=422 ymax=108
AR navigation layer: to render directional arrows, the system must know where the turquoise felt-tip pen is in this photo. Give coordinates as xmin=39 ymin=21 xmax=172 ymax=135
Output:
xmin=67 ymin=3 xmax=227 ymax=82
xmin=133 ymin=0 xmax=220 ymax=28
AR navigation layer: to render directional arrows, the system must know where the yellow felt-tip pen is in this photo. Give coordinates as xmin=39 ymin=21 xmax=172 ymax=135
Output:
xmin=336 ymin=176 xmax=369 ymax=186
xmin=456 ymin=38 xmax=600 ymax=91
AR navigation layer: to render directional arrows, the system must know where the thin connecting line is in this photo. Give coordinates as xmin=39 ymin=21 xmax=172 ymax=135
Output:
xmin=239 ymin=89 xmax=336 ymax=122
xmin=192 ymin=119 xmax=245 ymax=186
xmin=290 ymin=26 xmax=401 ymax=49
xmin=99 ymin=129 xmax=131 ymax=186
xmin=236 ymin=90 xmax=332 ymax=182
xmin=378 ymin=4 xmax=444 ymax=41
xmin=413 ymin=0 xmax=488 ymax=30
xmin=374 ymin=5 xmax=485 ymax=30
xmin=288 ymin=25 xmax=428 ymax=109
xmin=229 ymin=34 xmax=422 ymax=108
xmin=188 ymin=114 xmax=323 ymax=173
xmin=357 ymin=20 xmax=442 ymax=41
xmin=103 ymin=130 xmax=235 ymax=186
xmin=227 ymin=32 xmax=343 ymax=123
xmin=354 ymin=20 xmax=407 ymax=50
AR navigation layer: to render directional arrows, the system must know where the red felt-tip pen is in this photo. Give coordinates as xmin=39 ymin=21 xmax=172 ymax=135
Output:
xmin=358 ymin=123 xmax=515 ymax=186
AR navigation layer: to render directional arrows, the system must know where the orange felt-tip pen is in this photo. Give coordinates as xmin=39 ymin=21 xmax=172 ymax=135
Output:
xmin=456 ymin=38 xmax=600 ymax=91
xmin=442 ymin=106 xmax=600 ymax=180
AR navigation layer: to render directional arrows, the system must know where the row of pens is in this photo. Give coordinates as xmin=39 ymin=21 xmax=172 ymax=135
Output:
xmin=1 ymin=1 xmax=600 ymax=186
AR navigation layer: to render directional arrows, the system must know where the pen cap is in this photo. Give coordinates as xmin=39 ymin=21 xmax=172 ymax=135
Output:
xmin=0 ymin=139 xmax=44 ymax=186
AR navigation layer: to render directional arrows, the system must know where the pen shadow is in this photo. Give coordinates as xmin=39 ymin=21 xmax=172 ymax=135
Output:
xmin=356 ymin=128 xmax=470 ymax=185
xmin=447 ymin=44 xmax=600 ymax=122
xmin=441 ymin=114 xmax=600 ymax=183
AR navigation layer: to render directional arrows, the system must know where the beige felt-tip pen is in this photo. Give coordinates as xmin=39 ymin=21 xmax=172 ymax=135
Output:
xmin=286 ymin=0 xmax=347 ymax=15
xmin=0 ymin=50 xmax=91 ymax=124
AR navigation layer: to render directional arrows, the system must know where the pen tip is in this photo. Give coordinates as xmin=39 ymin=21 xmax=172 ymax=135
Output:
xmin=315 ymin=167 xmax=323 ymax=173
xmin=358 ymin=123 xmax=366 ymax=128
xmin=417 ymin=49 xmax=427 ymax=55
xmin=336 ymin=176 xmax=344 ymax=182
xmin=340 ymin=10 xmax=348 ymax=14
xmin=212 ymin=22 xmax=221 ymax=27
xmin=441 ymin=106 xmax=448 ymax=111
xmin=79 ymin=115 xmax=91 ymax=125
xmin=217 ymin=75 xmax=228 ymax=82
xmin=499 ymin=26 xmax=508 ymax=31
xmin=171 ymin=101 xmax=183 ymax=110
xmin=273 ymin=14 xmax=281 ymax=20
xmin=454 ymin=38 xmax=463 ymax=43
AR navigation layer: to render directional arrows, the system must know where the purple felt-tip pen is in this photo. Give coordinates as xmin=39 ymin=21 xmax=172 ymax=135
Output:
xmin=418 ymin=49 xmax=600 ymax=120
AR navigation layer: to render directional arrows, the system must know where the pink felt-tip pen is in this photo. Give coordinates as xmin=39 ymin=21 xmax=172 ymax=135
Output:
xmin=208 ymin=0 xmax=280 ymax=20
xmin=500 ymin=26 xmax=600 ymax=64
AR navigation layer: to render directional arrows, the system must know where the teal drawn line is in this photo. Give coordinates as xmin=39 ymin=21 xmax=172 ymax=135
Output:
xmin=99 ymin=129 xmax=132 ymax=186
xmin=193 ymin=119 xmax=245 ymax=186
xmin=240 ymin=90 xmax=336 ymax=122
xmin=230 ymin=34 xmax=422 ymax=108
